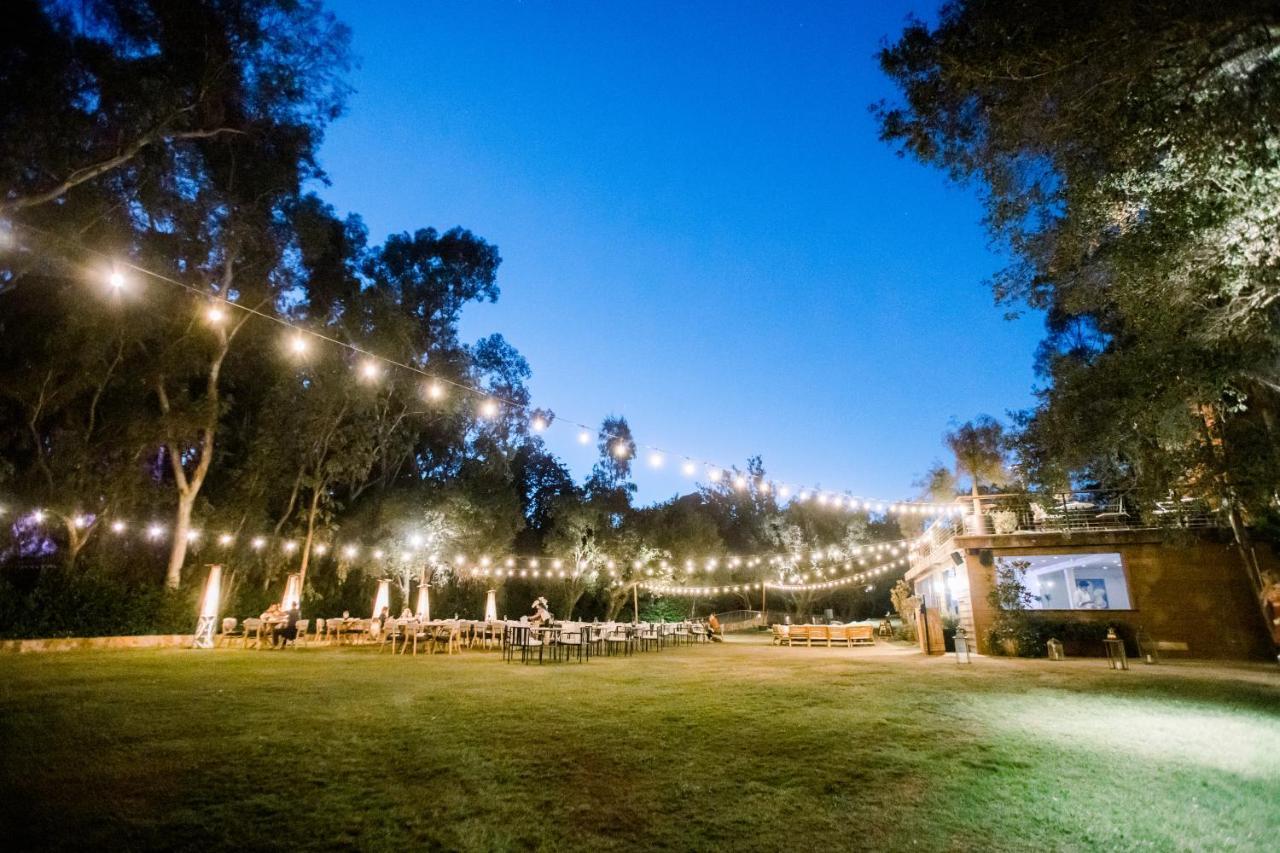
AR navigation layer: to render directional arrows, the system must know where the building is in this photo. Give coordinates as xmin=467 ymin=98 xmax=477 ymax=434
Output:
xmin=906 ymin=493 xmax=1275 ymax=660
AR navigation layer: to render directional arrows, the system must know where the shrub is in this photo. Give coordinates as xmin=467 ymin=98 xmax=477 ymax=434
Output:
xmin=0 ymin=566 xmax=196 ymax=639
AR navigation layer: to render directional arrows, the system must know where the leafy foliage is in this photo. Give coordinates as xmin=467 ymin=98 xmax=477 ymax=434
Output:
xmin=877 ymin=1 xmax=1280 ymax=533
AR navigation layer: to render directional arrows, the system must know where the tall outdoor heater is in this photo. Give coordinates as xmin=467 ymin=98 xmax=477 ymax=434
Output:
xmin=372 ymin=578 xmax=390 ymax=619
xmin=416 ymin=578 xmax=431 ymax=622
xmin=193 ymin=564 xmax=223 ymax=649
xmin=484 ymin=588 xmax=498 ymax=622
xmin=280 ymin=573 xmax=301 ymax=610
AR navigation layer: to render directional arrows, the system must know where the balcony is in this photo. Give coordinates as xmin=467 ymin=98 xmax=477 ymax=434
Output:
xmin=910 ymin=490 xmax=1221 ymax=568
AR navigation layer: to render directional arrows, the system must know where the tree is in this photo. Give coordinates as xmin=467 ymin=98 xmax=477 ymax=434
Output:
xmin=2 ymin=0 xmax=353 ymax=587
xmin=944 ymin=416 xmax=1008 ymax=515
xmin=876 ymin=1 xmax=1280 ymax=553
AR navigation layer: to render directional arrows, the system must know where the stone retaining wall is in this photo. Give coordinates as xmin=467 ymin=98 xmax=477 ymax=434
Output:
xmin=0 ymin=634 xmax=194 ymax=653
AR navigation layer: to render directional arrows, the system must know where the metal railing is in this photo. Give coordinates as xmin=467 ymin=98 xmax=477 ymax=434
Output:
xmin=713 ymin=610 xmax=766 ymax=632
xmin=911 ymin=490 xmax=1221 ymax=564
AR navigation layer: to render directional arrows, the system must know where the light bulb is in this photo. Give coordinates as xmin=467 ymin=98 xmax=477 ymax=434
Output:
xmin=314 ymin=543 xmax=328 ymax=555
xmin=108 ymin=271 xmax=125 ymax=290
xmin=343 ymin=545 xmax=358 ymax=558
xmin=110 ymin=520 xmax=126 ymax=534
xmin=217 ymin=533 xmax=234 ymax=546
xmin=283 ymin=540 xmax=297 ymax=553
xmin=251 ymin=536 xmax=266 ymax=550
xmin=289 ymin=334 xmax=308 ymax=355
xmin=207 ymin=305 xmax=225 ymax=324
xmin=649 ymin=452 xmax=663 ymax=467
xmin=681 ymin=461 xmax=696 ymax=476
xmin=427 ymin=382 xmax=445 ymax=400
xmin=612 ymin=442 xmax=629 ymax=459
xmin=708 ymin=468 xmax=722 ymax=482
xmin=359 ymin=360 xmax=381 ymax=381
xmin=372 ymin=549 xmax=384 ymax=559
xmin=480 ymin=399 xmax=499 ymax=418
xmin=577 ymin=430 xmax=591 ymax=444
xmin=146 ymin=524 xmax=164 ymax=540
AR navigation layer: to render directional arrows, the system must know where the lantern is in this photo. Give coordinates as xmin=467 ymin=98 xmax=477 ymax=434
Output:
xmin=953 ymin=626 xmax=972 ymax=664
xmin=1103 ymin=626 xmax=1129 ymax=671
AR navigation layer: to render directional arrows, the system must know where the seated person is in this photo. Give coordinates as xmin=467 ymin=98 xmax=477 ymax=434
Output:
xmin=529 ymin=596 xmax=553 ymax=626
xmin=707 ymin=613 xmax=723 ymax=642
xmin=275 ymin=604 xmax=301 ymax=647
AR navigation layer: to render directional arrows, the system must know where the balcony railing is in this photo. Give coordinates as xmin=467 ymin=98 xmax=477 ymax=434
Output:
xmin=911 ymin=490 xmax=1220 ymax=564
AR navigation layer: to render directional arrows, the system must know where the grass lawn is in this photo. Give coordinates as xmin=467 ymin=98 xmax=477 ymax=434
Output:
xmin=1 ymin=638 xmax=1278 ymax=852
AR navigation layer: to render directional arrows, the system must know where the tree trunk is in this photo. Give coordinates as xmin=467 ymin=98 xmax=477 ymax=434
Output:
xmin=297 ymin=486 xmax=323 ymax=591
xmin=166 ymin=491 xmax=196 ymax=589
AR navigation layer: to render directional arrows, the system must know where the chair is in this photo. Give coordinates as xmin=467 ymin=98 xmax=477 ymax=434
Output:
xmin=219 ymin=617 xmax=240 ymax=647
xmin=293 ymin=619 xmax=310 ymax=647
xmin=674 ymin=623 xmax=691 ymax=646
xmin=433 ymin=623 xmax=462 ymax=656
xmin=605 ymin=624 xmax=633 ymax=656
xmin=312 ymin=618 xmax=326 ymax=643
xmin=503 ymin=625 xmax=543 ymax=664
xmin=771 ymin=624 xmax=790 ymax=646
xmin=557 ymin=623 xmax=587 ymax=663
xmin=400 ymin=620 xmax=421 ymax=654
xmin=242 ymin=617 xmax=263 ymax=649
xmin=379 ymin=619 xmax=400 ymax=653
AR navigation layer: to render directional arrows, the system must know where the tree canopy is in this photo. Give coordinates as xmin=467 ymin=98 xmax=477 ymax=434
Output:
xmin=877 ymin=1 xmax=1280 ymax=532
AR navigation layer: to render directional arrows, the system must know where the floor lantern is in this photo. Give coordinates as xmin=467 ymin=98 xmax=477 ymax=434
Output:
xmin=484 ymin=588 xmax=497 ymax=622
xmin=193 ymin=564 xmax=222 ymax=649
xmin=953 ymin=626 xmax=972 ymax=664
xmin=372 ymin=578 xmax=390 ymax=619
xmin=281 ymin=573 xmax=301 ymax=611
xmin=416 ymin=582 xmax=431 ymax=622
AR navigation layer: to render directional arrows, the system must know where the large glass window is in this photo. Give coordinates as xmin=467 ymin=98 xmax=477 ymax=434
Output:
xmin=998 ymin=553 xmax=1132 ymax=611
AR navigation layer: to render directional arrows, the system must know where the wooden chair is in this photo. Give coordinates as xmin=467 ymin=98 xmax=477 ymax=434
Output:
xmin=771 ymin=624 xmax=790 ymax=646
xmin=219 ymin=617 xmax=240 ymax=647
xmin=789 ymin=625 xmax=809 ymax=647
xmin=378 ymin=619 xmax=400 ymax=653
xmin=828 ymin=626 xmax=852 ymax=648
xmin=242 ymin=617 xmax=263 ymax=649
xmin=849 ymin=625 xmax=875 ymax=646
xmin=433 ymin=623 xmax=462 ymax=656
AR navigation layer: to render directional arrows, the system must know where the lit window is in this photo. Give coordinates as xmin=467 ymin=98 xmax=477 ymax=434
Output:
xmin=998 ymin=553 xmax=1131 ymax=610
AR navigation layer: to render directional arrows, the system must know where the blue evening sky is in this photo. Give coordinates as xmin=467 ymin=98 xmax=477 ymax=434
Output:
xmin=317 ymin=0 xmax=1044 ymax=504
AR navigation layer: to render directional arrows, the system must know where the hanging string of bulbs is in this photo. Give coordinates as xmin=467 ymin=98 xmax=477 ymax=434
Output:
xmin=640 ymin=555 xmax=911 ymax=596
xmin=0 ymin=499 xmax=919 ymax=574
xmin=7 ymin=221 xmax=966 ymax=518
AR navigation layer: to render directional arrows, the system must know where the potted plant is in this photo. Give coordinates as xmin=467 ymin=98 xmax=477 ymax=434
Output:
xmin=988 ymin=508 xmax=1019 ymax=535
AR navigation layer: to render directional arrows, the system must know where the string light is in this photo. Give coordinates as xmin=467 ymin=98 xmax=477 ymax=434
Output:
xmin=480 ymin=399 xmax=499 ymax=418
xmin=18 ymin=222 xmax=967 ymax=516
xmin=359 ymin=360 xmax=381 ymax=381
xmin=682 ymin=461 xmax=696 ymax=476
xmin=206 ymin=305 xmax=225 ymax=325
xmin=531 ymin=415 xmax=547 ymax=431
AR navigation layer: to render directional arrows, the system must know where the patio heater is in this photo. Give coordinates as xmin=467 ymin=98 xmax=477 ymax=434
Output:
xmin=416 ymin=581 xmax=431 ymax=622
xmin=372 ymin=578 xmax=390 ymax=620
xmin=1047 ymin=638 xmax=1065 ymax=661
xmin=280 ymin=572 xmax=301 ymax=610
xmin=193 ymin=564 xmax=222 ymax=649
xmin=484 ymin=588 xmax=498 ymax=622
xmin=953 ymin=626 xmax=972 ymax=664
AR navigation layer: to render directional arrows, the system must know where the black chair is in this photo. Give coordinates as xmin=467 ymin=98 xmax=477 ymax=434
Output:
xmin=503 ymin=625 xmax=543 ymax=664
